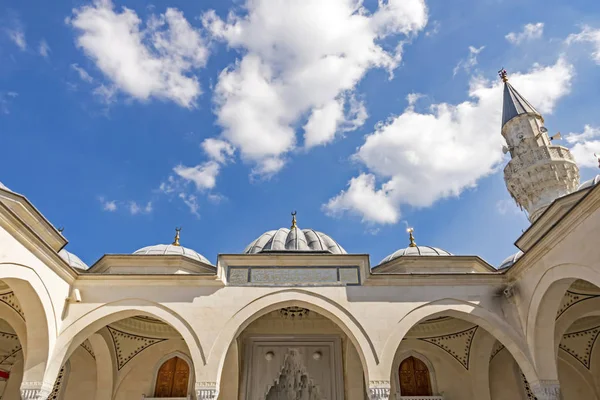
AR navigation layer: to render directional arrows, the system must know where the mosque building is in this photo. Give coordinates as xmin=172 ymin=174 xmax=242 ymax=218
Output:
xmin=0 ymin=70 xmax=599 ymax=400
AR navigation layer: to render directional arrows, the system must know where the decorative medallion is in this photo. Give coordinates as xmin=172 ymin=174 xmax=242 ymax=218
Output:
xmin=520 ymin=372 xmax=537 ymax=400
xmin=80 ymin=340 xmax=95 ymax=359
xmin=0 ymin=291 xmax=25 ymax=320
xmin=419 ymin=326 xmax=478 ymax=369
xmin=490 ymin=341 xmax=505 ymax=361
xmin=265 ymin=348 xmax=321 ymax=400
xmin=279 ymin=307 xmax=310 ymax=319
xmin=107 ymin=326 xmax=166 ymax=370
xmin=48 ymin=365 xmax=67 ymax=400
xmin=556 ymin=291 xmax=600 ymax=319
xmin=559 ymin=325 xmax=600 ymax=369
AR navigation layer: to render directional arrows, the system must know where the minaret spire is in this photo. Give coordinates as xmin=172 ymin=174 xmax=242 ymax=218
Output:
xmin=499 ymin=68 xmax=580 ymax=223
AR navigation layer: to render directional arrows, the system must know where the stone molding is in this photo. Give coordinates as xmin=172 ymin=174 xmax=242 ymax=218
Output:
xmin=369 ymin=381 xmax=391 ymax=400
xmin=195 ymin=382 xmax=218 ymax=400
xmin=530 ymin=380 xmax=560 ymax=400
xmin=20 ymin=381 xmax=53 ymax=400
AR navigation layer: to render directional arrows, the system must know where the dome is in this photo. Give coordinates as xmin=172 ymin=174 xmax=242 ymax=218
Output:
xmin=59 ymin=249 xmax=89 ymax=271
xmin=498 ymin=251 xmax=523 ymax=270
xmin=379 ymin=245 xmax=452 ymax=265
xmin=578 ymin=175 xmax=600 ymax=191
xmin=133 ymin=244 xmax=213 ymax=265
xmin=244 ymin=216 xmax=346 ymax=254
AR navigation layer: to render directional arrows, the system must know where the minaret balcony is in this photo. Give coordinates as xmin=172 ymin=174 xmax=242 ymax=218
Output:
xmin=504 ymin=145 xmax=576 ymax=176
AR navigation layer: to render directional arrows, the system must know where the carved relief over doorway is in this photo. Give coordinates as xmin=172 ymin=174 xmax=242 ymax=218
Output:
xmin=241 ymin=336 xmax=344 ymax=400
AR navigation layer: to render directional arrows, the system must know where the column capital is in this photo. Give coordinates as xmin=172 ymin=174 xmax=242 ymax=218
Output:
xmin=530 ymin=380 xmax=560 ymax=400
xmin=368 ymin=380 xmax=391 ymax=400
xmin=195 ymin=382 xmax=219 ymax=400
xmin=20 ymin=381 xmax=53 ymax=400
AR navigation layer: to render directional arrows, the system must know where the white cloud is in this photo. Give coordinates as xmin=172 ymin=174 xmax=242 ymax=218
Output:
xmin=7 ymin=27 xmax=26 ymax=50
xmin=505 ymin=22 xmax=544 ymax=45
xmin=71 ymin=63 xmax=94 ymax=83
xmin=0 ymin=92 xmax=18 ymax=115
xmin=566 ymin=26 xmax=600 ymax=64
xmin=566 ymin=125 xmax=600 ymax=168
xmin=129 ymin=201 xmax=153 ymax=215
xmin=39 ymin=39 xmax=50 ymax=57
xmin=202 ymin=0 xmax=428 ymax=175
xmin=173 ymin=161 xmax=220 ymax=190
xmin=99 ymin=197 xmax=117 ymax=211
xmin=201 ymin=138 xmax=235 ymax=163
xmin=453 ymin=45 xmax=484 ymax=76
xmin=68 ymin=0 xmax=209 ymax=107
xmin=324 ymin=58 xmax=574 ymax=224
xmin=496 ymin=199 xmax=522 ymax=216
xmin=178 ymin=193 xmax=199 ymax=217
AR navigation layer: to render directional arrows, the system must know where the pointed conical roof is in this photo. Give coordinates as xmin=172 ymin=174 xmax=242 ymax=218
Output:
xmin=502 ymin=81 xmax=541 ymax=127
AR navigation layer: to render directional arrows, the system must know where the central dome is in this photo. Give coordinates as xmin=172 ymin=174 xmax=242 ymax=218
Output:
xmin=244 ymin=214 xmax=346 ymax=254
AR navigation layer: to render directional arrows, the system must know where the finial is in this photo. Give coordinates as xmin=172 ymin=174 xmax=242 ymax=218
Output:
xmin=595 ymin=153 xmax=600 ymax=169
xmin=407 ymin=227 xmax=417 ymax=247
xmin=172 ymin=227 xmax=182 ymax=246
xmin=291 ymin=211 xmax=297 ymax=229
xmin=498 ymin=68 xmax=508 ymax=83
xmin=58 ymin=227 xmax=64 ymax=234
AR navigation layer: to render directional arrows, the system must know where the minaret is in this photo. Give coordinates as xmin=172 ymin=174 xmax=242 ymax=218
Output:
xmin=500 ymin=69 xmax=580 ymax=222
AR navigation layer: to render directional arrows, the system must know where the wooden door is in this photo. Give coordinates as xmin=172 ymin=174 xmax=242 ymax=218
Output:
xmin=154 ymin=356 xmax=190 ymax=398
xmin=399 ymin=356 xmax=432 ymax=396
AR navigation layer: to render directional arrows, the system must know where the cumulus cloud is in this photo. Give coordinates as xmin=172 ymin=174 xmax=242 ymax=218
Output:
xmin=566 ymin=125 xmax=600 ymax=168
xmin=173 ymin=162 xmax=220 ymax=191
xmin=201 ymin=138 xmax=235 ymax=164
xmin=202 ymin=0 xmax=428 ymax=175
xmin=566 ymin=26 xmax=600 ymax=64
xmin=68 ymin=0 xmax=209 ymax=107
xmin=505 ymin=22 xmax=544 ymax=45
xmin=99 ymin=197 xmax=117 ymax=211
xmin=453 ymin=45 xmax=485 ymax=76
xmin=324 ymin=58 xmax=574 ymax=224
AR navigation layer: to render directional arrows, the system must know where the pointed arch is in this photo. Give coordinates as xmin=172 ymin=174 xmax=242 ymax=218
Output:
xmin=151 ymin=352 xmax=193 ymax=397
xmin=207 ymin=289 xmax=377 ymax=385
xmin=526 ymin=263 xmax=600 ymax=380
xmin=380 ymin=298 xmax=538 ymax=386
xmin=393 ymin=350 xmax=438 ymax=396
xmin=0 ymin=263 xmax=56 ymax=385
xmin=45 ymin=299 xmax=204 ymax=391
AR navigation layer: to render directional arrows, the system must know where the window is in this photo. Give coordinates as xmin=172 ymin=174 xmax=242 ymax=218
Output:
xmin=399 ymin=356 xmax=432 ymax=396
xmin=154 ymin=356 xmax=190 ymax=398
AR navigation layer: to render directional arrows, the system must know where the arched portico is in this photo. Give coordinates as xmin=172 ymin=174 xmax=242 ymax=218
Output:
xmin=526 ymin=263 xmax=600 ymax=380
xmin=379 ymin=298 xmax=538 ymax=388
xmin=45 ymin=299 xmax=204 ymax=393
xmin=0 ymin=264 xmax=56 ymax=392
xmin=207 ymin=289 xmax=377 ymax=388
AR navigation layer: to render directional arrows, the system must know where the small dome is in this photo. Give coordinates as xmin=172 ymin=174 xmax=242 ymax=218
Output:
xmin=380 ymin=245 xmax=452 ymax=265
xmin=59 ymin=249 xmax=89 ymax=271
xmin=578 ymin=175 xmax=600 ymax=191
xmin=498 ymin=251 xmax=523 ymax=270
xmin=133 ymin=244 xmax=213 ymax=265
xmin=244 ymin=228 xmax=346 ymax=254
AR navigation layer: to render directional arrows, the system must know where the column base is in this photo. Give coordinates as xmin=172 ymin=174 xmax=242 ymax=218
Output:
xmin=20 ymin=381 xmax=52 ymax=400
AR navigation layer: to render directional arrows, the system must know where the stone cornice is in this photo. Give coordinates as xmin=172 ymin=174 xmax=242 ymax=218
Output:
xmin=88 ymin=254 xmax=217 ymax=274
xmin=372 ymin=255 xmax=496 ymax=273
xmin=507 ymin=184 xmax=600 ymax=280
xmin=0 ymin=201 xmax=77 ymax=283
xmin=75 ymin=273 xmax=223 ymax=286
xmin=364 ymin=272 xmax=505 ymax=286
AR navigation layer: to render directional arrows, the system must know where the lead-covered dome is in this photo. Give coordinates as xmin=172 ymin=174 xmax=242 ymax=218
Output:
xmin=379 ymin=228 xmax=451 ymax=265
xmin=244 ymin=214 xmax=346 ymax=254
xmin=59 ymin=249 xmax=89 ymax=270
xmin=578 ymin=175 xmax=600 ymax=191
xmin=498 ymin=251 xmax=523 ymax=270
xmin=133 ymin=228 xmax=213 ymax=265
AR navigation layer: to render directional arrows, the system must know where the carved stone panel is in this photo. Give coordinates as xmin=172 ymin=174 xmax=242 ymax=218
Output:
xmin=241 ymin=336 xmax=344 ymax=400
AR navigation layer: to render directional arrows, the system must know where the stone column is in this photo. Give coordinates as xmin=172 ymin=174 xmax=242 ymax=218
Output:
xmin=195 ymin=382 xmax=219 ymax=400
xmin=368 ymin=381 xmax=391 ymax=400
xmin=20 ymin=381 xmax=52 ymax=400
xmin=530 ymin=380 xmax=561 ymax=400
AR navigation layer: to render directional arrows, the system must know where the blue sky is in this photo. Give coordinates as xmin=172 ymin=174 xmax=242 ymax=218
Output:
xmin=1 ymin=0 xmax=599 ymax=268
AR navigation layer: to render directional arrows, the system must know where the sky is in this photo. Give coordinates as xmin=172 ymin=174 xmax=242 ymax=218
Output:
xmin=1 ymin=0 xmax=600 ymax=268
